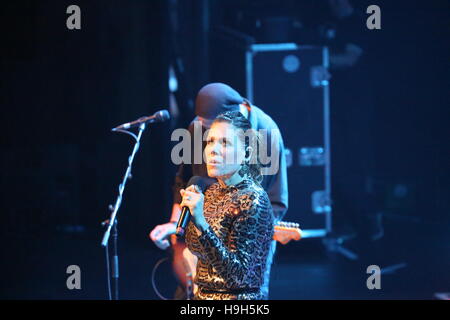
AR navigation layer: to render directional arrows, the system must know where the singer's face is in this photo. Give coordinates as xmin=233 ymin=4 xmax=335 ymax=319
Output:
xmin=205 ymin=121 xmax=245 ymax=180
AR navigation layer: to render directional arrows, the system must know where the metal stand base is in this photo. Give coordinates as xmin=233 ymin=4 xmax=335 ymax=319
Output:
xmin=322 ymin=234 xmax=359 ymax=261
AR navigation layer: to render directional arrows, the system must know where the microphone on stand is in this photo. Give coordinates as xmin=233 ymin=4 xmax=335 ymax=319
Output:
xmin=176 ymin=176 xmax=212 ymax=237
xmin=114 ymin=109 xmax=170 ymax=130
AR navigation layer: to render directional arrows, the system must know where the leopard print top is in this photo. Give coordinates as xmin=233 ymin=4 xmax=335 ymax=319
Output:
xmin=185 ymin=178 xmax=274 ymax=300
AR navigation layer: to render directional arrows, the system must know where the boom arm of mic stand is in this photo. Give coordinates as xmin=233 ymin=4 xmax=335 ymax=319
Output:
xmin=101 ymin=123 xmax=146 ymax=247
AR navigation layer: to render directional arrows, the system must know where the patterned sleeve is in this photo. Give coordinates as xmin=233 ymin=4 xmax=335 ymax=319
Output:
xmin=197 ymin=190 xmax=274 ymax=286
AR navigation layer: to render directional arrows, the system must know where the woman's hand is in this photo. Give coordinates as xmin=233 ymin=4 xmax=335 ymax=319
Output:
xmin=180 ymin=185 xmax=208 ymax=232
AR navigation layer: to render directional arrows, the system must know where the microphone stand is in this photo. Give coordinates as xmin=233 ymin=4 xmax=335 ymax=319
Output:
xmin=101 ymin=123 xmax=147 ymax=300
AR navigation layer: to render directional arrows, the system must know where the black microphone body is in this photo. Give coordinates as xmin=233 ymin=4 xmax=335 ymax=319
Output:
xmin=114 ymin=109 xmax=170 ymax=130
xmin=176 ymin=176 xmax=213 ymax=237
xmin=176 ymin=206 xmax=192 ymax=238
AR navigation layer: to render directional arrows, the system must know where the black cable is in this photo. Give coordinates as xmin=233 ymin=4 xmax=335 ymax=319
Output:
xmin=151 ymin=257 xmax=170 ymax=300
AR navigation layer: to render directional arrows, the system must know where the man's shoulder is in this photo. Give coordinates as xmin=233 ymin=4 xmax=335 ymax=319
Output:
xmin=251 ymin=105 xmax=280 ymax=131
xmin=251 ymin=106 xmax=284 ymax=143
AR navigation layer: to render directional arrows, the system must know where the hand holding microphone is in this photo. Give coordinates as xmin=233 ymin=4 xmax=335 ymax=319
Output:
xmin=177 ymin=176 xmax=209 ymax=236
xmin=149 ymin=176 xmax=212 ymax=249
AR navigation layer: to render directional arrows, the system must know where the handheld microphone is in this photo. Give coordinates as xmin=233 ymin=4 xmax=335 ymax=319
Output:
xmin=176 ymin=176 xmax=213 ymax=237
xmin=114 ymin=109 xmax=170 ymax=130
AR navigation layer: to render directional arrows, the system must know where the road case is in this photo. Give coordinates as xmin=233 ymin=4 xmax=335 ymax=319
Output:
xmin=211 ymin=31 xmax=332 ymax=238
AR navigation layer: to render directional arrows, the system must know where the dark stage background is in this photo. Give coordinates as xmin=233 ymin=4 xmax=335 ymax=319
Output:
xmin=1 ymin=0 xmax=449 ymax=299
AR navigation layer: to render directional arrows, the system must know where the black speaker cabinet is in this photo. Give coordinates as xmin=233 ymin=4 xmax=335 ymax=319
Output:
xmin=211 ymin=32 xmax=332 ymax=238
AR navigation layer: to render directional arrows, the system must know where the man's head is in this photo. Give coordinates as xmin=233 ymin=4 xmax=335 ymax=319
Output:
xmin=195 ymin=83 xmax=249 ymax=128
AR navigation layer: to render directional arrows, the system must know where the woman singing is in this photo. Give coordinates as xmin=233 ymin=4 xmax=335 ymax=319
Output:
xmin=180 ymin=111 xmax=274 ymax=300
